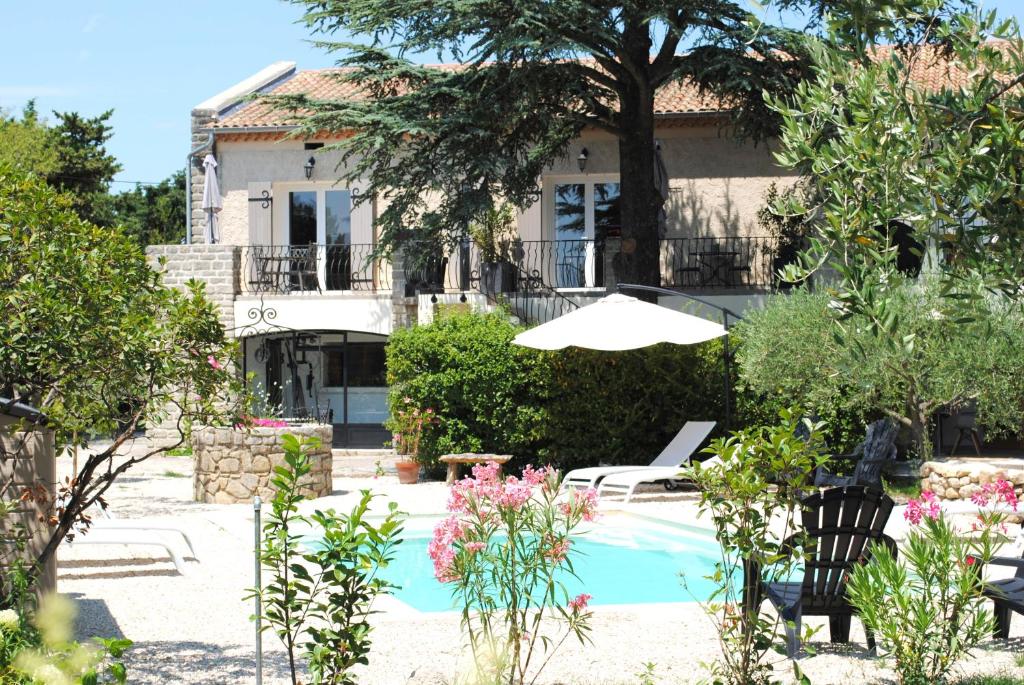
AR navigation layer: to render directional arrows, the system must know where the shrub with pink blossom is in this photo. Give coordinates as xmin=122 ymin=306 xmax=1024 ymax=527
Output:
xmin=847 ymin=479 xmax=1020 ymax=685
xmin=429 ymin=462 xmax=596 ymax=684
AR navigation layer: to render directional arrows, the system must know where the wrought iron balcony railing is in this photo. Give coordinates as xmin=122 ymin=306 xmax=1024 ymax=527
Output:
xmin=241 ymin=244 xmax=391 ymax=294
xmin=659 ymin=236 xmax=780 ymax=290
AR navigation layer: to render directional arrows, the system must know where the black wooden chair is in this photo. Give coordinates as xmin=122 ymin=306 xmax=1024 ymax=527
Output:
xmin=751 ymin=486 xmax=897 ymax=657
xmin=981 ymin=550 xmax=1024 ymax=638
xmin=815 ymin=419 xmax=898 ymax=490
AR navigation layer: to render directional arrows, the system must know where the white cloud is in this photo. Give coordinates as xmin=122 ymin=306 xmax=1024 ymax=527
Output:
xmin=82 ymin=14 xmax=101 ymax=33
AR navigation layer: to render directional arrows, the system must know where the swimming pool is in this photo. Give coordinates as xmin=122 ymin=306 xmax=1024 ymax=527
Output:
xmin=381 ymin=513 xmax=723 ymax=613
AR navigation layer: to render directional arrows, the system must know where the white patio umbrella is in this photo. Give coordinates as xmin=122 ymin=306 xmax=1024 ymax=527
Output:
xmin=201 ymin=154 xmax=222 ymax=244
xmin=511 ymin=293 xmax=727 ymax=351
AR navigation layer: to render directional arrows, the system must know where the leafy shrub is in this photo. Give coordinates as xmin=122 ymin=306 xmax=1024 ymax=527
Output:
xmin=249 ymin=433 xmax=404 ymax=685
xmin=734 ymin=281 xmax=1024 ymax=459
xmin=385 ymin=311 xmax=547 ymax=468
xmin=538 ymin=340 xmax=726 ymax=471
xmin=385 ymin=310 xmax=730 ymax=472
xmin=847 ymin=483 xmax=1018 ymax=685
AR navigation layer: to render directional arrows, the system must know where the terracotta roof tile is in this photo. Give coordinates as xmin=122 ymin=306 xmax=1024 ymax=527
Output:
xmin=212 ymin=44 xmax=993 ymax=129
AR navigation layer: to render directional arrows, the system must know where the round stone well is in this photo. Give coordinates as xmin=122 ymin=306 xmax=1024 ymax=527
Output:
xmin=192 ymin=424 xmax=333 ymax=504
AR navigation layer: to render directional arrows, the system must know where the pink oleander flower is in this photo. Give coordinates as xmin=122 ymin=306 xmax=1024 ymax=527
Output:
xmin=471 ymin=461 xmax=501 ymax=484
xmin=496 ymin=478 xmax=532 ymax=511
xmin=544 ymin=538 xmax=571 ymax=562
xmin=465 ymin=541 xmax=486 ymax=554
xmin=970 ymin=479 xmax=1019 ymax=511
xmin=207 ymin=355 xmax=223 ymax=370
xmin=429 ymin=515 xmax=465 ymax=582
xmin=521 ymin=464 xmax=552 ymax=487
xmin=904 ymin=493 xmax=940 ymax=526
xmin=568 ymin=593 xmax=592 ymax=612
xmin=560 ymin=487 xmax=600 ymax=522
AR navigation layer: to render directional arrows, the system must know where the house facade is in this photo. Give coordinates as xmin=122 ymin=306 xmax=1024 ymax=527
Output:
xmin=158 ymin=60 xmax=800 ymax=447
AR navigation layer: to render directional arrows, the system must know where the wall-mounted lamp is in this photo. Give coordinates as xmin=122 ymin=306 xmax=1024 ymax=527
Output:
xmin=577 ymin=147 xmax=589 ymax=173
xmin=304 ymin=156 xmax=316 ymax=180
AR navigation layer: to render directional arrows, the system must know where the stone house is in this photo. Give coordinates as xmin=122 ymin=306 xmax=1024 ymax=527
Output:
xmin=151 ymin=54 xmax=965 ymax=447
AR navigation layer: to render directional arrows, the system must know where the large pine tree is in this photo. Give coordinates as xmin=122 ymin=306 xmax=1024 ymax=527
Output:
xmin=274 ymin=0 xmax=816 ymax=287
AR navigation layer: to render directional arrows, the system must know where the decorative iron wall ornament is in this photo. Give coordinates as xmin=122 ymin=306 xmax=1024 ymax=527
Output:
xmin=247 ymin=189 xmax=272 ymax=209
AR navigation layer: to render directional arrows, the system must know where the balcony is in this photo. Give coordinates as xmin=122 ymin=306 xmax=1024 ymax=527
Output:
xmin=659 ymin=236 xmax=779 ymax=291
xmin=238 ymin=236 xmax=781 ymax=298
xmin=241 ymin=244 xmax=391 ymax=295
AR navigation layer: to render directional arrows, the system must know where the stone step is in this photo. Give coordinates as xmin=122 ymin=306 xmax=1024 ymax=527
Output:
xmin=331 ymin=449 xmax=399 ymax=477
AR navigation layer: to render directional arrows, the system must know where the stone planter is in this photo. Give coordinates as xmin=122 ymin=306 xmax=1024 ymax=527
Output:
xmin=191 ymin=424 xmax=333 ymax=504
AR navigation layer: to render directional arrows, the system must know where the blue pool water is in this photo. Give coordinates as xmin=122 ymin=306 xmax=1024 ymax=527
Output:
xmin=380 ymin=514 xmax=723 ymax=613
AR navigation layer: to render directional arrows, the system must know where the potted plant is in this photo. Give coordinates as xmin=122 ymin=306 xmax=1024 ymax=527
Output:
xmin=469 ymin=203 xmax=519 ymax=295
xmin=388 ymin=401 xmax=436 ymax=484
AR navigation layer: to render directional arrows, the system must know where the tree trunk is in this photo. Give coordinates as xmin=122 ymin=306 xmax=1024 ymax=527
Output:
xmin=616 ymin=119 xmax=663 ymax=293
xmin=614 ymin=20 xmax=663 ymax=297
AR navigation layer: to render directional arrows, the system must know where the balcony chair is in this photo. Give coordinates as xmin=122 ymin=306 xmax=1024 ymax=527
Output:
xmin=748 ymin=486 xmax=897 ymax=657
xmin=288 ymin=244 xmax=321 ymax=293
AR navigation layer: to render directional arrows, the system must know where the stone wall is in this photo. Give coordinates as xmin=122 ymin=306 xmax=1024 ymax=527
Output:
xmin=144 ymin=245 xmax=241 ymax=447
xmin=189 ymin=110 xmax=216 ymax=245
xmin=920 ymin=460 xmax=1024 ymax=522
xmin=146 ymin=244 xmax=240 ymax=333
xmin=192 ymin=424 xmax=333 ymax=504
xmin=0 ymin=419 xmax=57 ymax=596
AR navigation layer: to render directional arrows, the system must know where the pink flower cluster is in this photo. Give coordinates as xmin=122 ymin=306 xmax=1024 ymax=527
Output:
xmin=904 ymin=490 xmax=941 ymax=525
xmin=447 ymin=462 xmax=554 ymax=515
xmin=559 ymin=487 xmax=599 ymax=523
xmin=544 ymin=538 xmax=571 ymax=563
xmin=970 ymin=479 xmax=1019 ymax=510
xmin=568 ymin=593 xmax=592 ymax=612
xmin=429 ymin=515 xmax=465 ymax=582
xmin=251 ymin=417 xmax=289 ymax=428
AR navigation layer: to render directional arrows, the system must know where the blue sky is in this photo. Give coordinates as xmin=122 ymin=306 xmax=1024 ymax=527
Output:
xmin=2 ymin=1 xmax=1022 ymax=189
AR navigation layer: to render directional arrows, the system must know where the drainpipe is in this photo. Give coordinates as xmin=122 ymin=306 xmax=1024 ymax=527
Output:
xmin=185 ymin=132 xmax=215 ymax=245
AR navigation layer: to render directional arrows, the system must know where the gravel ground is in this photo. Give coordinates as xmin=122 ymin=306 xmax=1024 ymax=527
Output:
xmin=56 ymin=451 xmax=1024 ymax=685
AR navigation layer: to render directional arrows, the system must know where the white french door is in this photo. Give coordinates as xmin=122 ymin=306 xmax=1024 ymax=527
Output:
xmin=547 ymin=177 xmax=621 ymax=288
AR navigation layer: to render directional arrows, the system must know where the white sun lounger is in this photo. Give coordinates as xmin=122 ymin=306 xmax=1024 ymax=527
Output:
xmin=64 ymin=509 xmax=199 ymax=575
xmin=65 ymin=529 xmax=190 ymax=575
xmin=560 ymin=421 xmax=716 ymax=491
xmin=595 ymin=465 xmax=704 ymax=503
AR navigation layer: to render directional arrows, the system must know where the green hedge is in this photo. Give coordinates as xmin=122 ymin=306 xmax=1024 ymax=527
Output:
xmin=385 ymin=310 xmax=547 ymax=470
xmin=385 ymin=310 xmax=730 ymax=473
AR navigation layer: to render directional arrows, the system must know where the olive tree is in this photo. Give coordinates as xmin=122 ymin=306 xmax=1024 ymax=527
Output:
xmin=735 ymin=280 xmax=1024 ymax=459
xmin=0 ymin=164 xmax=244 ymax=585
xmin=767 ymin=2 xmax=1024 ymax=324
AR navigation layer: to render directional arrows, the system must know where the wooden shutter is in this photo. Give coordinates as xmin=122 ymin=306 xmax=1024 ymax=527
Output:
xmin=248 ymin=182 xmax=273 ymax=245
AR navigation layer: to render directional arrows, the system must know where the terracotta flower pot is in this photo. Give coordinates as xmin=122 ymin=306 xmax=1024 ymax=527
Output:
xmin=396 ymin=460 xmax=420 ymax=484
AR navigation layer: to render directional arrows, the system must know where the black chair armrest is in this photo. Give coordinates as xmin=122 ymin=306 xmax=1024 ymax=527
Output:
xmin=987 ymin=556 xmax=1024 ymax=572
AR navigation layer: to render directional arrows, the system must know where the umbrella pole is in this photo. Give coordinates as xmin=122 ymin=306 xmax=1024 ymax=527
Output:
xmin=722 ymin=310 xmax=732 ymax=431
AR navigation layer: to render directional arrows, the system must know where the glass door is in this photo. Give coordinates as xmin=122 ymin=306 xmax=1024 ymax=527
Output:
xmin=554 ymin=183 xmax=588 ymax=287
xmin=287 ymin=189 xmax=354 ymax=291
xmin=324 ymin=190 xmax=352 ymax=290
xmin=551 ymin=180 xmax=620 ymax=288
